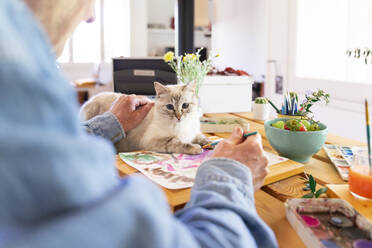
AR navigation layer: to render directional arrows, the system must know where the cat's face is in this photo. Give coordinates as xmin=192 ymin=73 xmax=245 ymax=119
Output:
xmin=154 ymin=81 xmax=198 ymax=122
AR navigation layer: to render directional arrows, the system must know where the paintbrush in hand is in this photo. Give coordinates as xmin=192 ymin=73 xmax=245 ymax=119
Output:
xmin=203 ymin=131 xmax=258 ymax=149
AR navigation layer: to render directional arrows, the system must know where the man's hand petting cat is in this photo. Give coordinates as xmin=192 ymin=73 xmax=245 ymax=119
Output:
xmin=210 ymin=127 xmax=269 ymax=191
xmin=110 ymin=94 xmax=155 ymax=132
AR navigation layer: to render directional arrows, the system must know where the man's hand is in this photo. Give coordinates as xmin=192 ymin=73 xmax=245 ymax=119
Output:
xmin=210 ymin=127 xmax=269 ymax=191
xmin=110 ymin=94 xmax=154 ymax=133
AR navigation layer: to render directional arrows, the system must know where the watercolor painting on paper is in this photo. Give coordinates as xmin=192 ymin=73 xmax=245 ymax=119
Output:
xmin=119 ymin=150 xmax=213 ymax=189
xmin=119 ymin=150 xmax=288 ymax=190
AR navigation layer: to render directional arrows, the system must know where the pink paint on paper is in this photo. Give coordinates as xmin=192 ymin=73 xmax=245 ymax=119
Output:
xmin=182 ymin=164 xmax=199 ymax=169
xmin=166 ymin=163 xmax=175 ymax=171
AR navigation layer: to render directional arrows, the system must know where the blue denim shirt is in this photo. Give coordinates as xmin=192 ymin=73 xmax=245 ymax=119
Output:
xmin=83 ymin=112 xmax=126 ymax=144
xmin=0 ymin=0 xmax=278 ymax=247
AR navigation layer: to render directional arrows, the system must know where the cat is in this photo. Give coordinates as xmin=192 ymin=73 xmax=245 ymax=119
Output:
xmin=80 ymin=81 xmax=210 ymax=155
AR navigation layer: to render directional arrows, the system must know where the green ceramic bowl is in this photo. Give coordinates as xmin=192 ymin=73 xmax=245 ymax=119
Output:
xmin=264 ymin=118 xmax=328 ymax=163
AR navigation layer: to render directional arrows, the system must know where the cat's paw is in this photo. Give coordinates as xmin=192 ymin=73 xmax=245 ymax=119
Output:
xmin=198 ymin=137 xmax=211 ymax=146
xmin=192 ymin=135 xmax=211 ymax=146
xmin=184 ymin=144 xmax=203 ymax=155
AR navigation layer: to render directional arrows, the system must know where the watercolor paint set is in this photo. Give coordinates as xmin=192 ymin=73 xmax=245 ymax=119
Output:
xmin=323 ymin=145 xmax=365 ymax=181
xmin=286 ymin=198 xmax=372 ymax=248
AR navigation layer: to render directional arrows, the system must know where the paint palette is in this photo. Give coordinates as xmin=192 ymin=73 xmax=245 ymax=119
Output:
xmin=323 ymin=145 xmax=366 ymax=181
xmin=286 ymin=199 xmax=372 ymax=248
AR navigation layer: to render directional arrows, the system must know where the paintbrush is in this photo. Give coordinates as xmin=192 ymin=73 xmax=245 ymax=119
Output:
xmin=266 ymin=98 xmax=281 ymax=114
xmin=202 ymin=131 xmax=258 ymax=149
xmin=365 ymin=99 xmax=372 ymax=169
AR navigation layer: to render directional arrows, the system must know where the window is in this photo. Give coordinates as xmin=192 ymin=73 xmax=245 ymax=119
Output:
xmin=288 ymin=0 xmax=372 ymax=103
xmin=296 ymin=0 xmax=372 ymax=84
xmin=58 ymin=0 xmax=130 ymax=64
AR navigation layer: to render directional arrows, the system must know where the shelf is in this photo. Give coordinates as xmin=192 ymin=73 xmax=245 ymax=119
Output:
xmin=147 ymin=28 xmax=211 ymax=37
xmin=148 ymin=28 xmax=174 ymax=34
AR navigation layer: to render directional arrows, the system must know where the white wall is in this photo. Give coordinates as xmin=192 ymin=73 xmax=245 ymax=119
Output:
xmin=312 ymin=102 xmax=366 ymax=142
xmin=211 ymin=0 xmax=268 ymax=81
xmin=129 ymin=0 xmax=148 ymax=56
xmin=147 ymin=0 xmax=174 ymax=27
xmin=146 ymin=0 xmax=176 ymax=56
xmin=265 ymin=0 xmax=289 ymax=105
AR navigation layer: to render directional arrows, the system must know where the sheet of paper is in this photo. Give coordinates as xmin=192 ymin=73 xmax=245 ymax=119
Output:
xmin=266 ymin=151 xmax=288 ymax=166
xmin=119 ymin=150 xmax=288 ymax=190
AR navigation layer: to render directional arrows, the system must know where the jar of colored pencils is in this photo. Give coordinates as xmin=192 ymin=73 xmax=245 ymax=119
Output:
xmin=349 ymin=150 xmax=372 ymax=200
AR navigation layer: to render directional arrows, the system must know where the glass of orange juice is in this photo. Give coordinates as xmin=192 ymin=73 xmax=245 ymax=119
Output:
xmin=349 ymin=150 xmax=372 ymax=200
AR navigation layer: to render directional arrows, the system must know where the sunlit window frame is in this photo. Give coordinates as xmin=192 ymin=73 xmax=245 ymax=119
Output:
xmin=61 ymin=0 xmax=105 ymax=64
xmin=58 ymin=0 xmax=134 ymax=83
xmin=287 ymin=0 xmax=372 ymax=111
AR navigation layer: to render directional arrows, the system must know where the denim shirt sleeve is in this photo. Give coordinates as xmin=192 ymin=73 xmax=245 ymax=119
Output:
xmin=175 ymin=158 xmax=278 ymax=248
xmin=82 ymin=112 xmax=125 ymax=144
xmin=3 ymin=159 xmax=278 ymax=248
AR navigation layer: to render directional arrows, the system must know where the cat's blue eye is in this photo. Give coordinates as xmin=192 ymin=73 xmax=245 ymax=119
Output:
xmin=182 ymin=103 xmax=189 ymax=109
xmin=166 ymin=104 xmax=174 ymax=110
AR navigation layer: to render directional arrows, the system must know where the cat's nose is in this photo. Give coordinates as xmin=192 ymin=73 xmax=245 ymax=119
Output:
xmin=175 ymin=112 xmax=182 ymax=121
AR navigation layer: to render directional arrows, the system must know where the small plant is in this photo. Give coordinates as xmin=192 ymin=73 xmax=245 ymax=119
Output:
xmin=254 ymin=97 xmax=268 ymax=104
xmin=302 ymin=175 xmax=328 ymax=198
xmin=297 ymin=89 xmax=330 ymax=122
xmin=346 ymin=48 xmax=372 ymax=64
xmin=163 ymin=48 xmax=219 ymax=96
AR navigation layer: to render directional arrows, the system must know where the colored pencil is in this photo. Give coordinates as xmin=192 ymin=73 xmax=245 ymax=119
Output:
xmin=280 ymin=91 xmax=299 ymax=115
xmin=243 ymin=131 xmax=258 ymax=138
xmin=202 ymin=131 xmax=258 ymax=149
xmin=365 ymin=99 xmax=372 ymax=169
xmin=291 ymin=97 xmax=296 ymax=115
xmin=285 ymin=93 xmax=289 ymax=114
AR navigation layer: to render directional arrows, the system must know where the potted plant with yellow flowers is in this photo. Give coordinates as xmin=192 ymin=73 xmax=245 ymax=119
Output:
xmin=163 ymin=48 xmax=254 ymax=113
xmin=163 ymin=48 xmax=217 ymax=96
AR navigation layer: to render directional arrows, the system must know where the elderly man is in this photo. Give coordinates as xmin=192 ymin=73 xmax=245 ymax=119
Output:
xmin=0 ymin=0 xmax=278 ymax=247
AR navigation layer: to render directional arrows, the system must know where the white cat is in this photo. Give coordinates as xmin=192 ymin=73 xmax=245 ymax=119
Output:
xmin=80 ymin=81 xmax=210 ymax=154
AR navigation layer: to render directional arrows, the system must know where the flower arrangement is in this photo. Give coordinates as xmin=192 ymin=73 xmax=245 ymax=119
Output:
xmin=297 ymin=89 xmax=330 ymax=121
xmin=268 ymin=89 xmax=330 ymax=122
xmin=163 ymin=48 xmax=219 ymax=96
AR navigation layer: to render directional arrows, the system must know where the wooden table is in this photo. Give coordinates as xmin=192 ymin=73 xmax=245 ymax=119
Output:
xmin=116 ymin=112 xmax=366 ymax=247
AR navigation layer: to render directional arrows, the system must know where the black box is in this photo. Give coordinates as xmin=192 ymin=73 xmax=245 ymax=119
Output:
xmin=113 ymin=57 xmax=177 ymax=96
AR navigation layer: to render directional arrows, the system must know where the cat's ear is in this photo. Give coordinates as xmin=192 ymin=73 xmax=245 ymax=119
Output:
xmin=154 ymin=81 xmax=169 ymax=96
xmin=184 ymin=80 xmax=197 ymax=92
